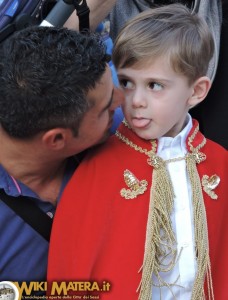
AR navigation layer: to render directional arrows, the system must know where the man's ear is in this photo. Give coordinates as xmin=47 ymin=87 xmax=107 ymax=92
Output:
xmin=42 ymin=128 xmax=73 ymax=150
xmin=188 ymin=76 xmax=211 ymax=108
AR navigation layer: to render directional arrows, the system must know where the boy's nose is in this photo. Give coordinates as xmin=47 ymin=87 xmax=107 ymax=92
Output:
xmin=132 ymin=89 xmax=147 ymax=108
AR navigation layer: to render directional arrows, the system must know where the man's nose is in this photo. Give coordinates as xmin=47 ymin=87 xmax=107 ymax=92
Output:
xmin=109 ymin=87 xmax=125 ymax=111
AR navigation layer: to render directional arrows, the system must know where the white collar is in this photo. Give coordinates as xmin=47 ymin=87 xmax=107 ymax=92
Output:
xmin=157 ymin=114 xmax=192 ymax=156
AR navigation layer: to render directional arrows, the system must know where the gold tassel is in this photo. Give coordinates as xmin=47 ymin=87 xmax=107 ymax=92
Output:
xmin=186 ymin=154 xmax=214 ymax=300
xmin=138 ymin=156 xmax=178 ymax=300
xmin=138 ymin=153 xmax=214 ymax=300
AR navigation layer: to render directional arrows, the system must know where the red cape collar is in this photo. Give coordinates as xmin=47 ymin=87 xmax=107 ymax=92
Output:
xmin=116 ymin=118 xmax=206 ymax=156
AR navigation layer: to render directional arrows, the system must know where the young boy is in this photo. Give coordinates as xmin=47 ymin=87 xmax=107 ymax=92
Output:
xmin=48 ymin=4 xmax=228 ymax=300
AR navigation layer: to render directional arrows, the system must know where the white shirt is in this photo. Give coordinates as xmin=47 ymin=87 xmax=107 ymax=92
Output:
xmin=152 ymin=114 xmax=197 ymax=299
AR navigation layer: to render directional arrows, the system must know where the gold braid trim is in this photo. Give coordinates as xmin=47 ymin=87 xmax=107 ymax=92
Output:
xmin=186 ymin=154 xmax=214 ymax=300
xmin=137 ymin=159 xmax=178 ymax=300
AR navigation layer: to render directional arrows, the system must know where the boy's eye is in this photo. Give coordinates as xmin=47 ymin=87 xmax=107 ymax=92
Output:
xmin=149 ymin=82 xmax=163 ymax=91
xmin=119 ymin=79 xmax=134 ymax=89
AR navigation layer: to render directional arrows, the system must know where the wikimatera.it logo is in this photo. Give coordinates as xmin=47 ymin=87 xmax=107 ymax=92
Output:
xmin=0 ymin=281 xmax=111 ymax=300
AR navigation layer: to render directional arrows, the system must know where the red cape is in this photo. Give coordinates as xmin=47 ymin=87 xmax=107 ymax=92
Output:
xmin=48 ymin=120 xmax=228 ymax=299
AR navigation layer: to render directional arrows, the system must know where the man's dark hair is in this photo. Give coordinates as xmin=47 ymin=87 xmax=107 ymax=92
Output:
xmin=0 ymin=26 xmax=108 ymax=138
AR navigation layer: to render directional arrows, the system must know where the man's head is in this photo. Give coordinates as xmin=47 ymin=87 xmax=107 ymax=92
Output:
xmin=0 ymin=26 xmax=123 ymax=154
xmin=112 ymin=3 xmax=214 ymax=85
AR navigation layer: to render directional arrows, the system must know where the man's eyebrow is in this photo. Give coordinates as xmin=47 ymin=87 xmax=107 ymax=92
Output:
xmin=99 ymin=89 xmax=114 ymax=116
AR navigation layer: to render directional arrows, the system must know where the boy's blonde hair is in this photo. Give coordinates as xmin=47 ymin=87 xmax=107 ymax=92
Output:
xmin=112 ymin=3 xmax=214 ymax=84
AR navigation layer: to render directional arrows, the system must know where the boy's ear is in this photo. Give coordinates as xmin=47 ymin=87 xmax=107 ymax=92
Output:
xmin=188 ymin=76 xmax=211 ymax=108
xmin=42 ymin=128 xmax=73 ymax=150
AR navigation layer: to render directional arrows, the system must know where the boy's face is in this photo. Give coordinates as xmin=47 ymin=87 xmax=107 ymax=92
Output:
xmin=117 ymin=57 xmax=195 ymax=140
